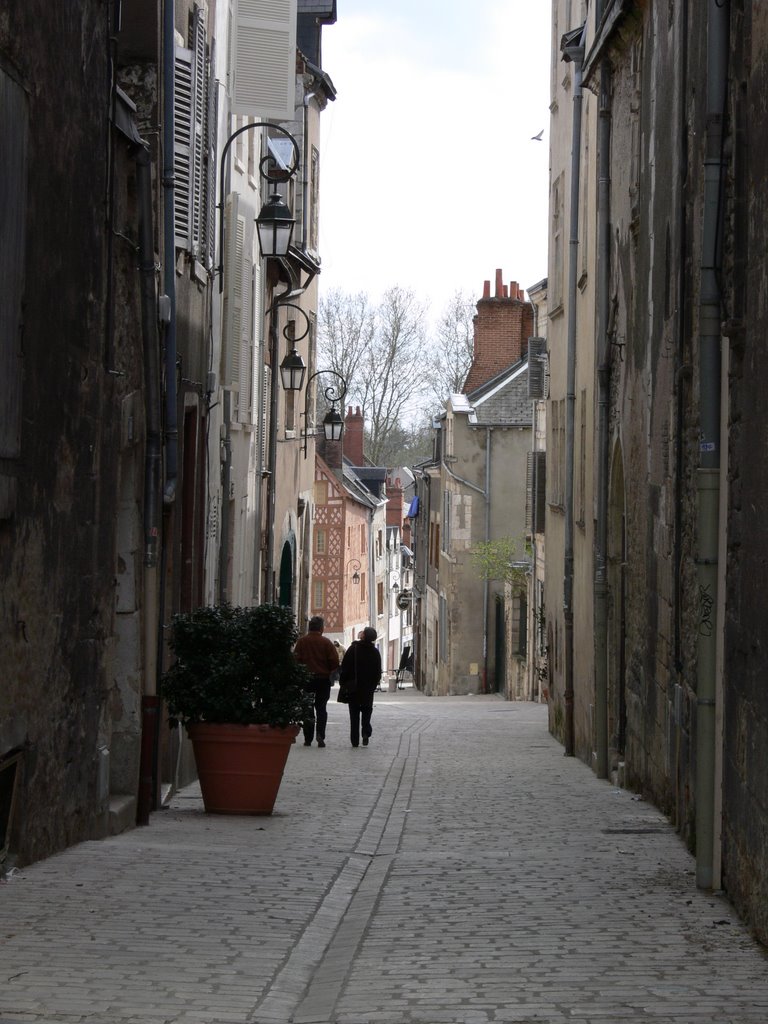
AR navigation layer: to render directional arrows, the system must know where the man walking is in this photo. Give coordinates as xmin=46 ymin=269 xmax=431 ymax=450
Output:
xmin=294 ymin=616 xmax=339 ymax=748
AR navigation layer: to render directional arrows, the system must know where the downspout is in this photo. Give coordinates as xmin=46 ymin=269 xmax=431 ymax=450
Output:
xmin=594 ymin=60 xmax=612 ymax=780
xmin=562 ymin=27 xmax=586 ymax=757
xmin=253 ymin=272 xmax=267 ymax=604
xmin=218 ymin=390 xmax=232 ymax=603
xmin=135 ymin=142 xmax=163 ymax=825
xmin=695 ymin=0 xmax=729 ymax=891
xmin=673 ymin=0 xmax=690 ymax=832
xmin=265 ymin=300 xmax=280 ymax=602
xmin=301 ymin=92 xmax=316 ymax=251
xmin=529 ymin=300 xmax=539 ymax=702
xmin=162 ymin=0 xmax=179 ymax=506
xmin=483 ymin=427 xmax=492 ymax=692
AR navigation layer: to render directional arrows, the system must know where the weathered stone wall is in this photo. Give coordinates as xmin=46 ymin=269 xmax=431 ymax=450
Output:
xmin=0 ymin=2 xmax=148 ymax=864
xmin=722 ymin=2 xmax=768 ymax=947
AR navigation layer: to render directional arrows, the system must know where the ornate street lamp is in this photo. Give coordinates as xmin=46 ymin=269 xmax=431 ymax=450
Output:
xmin=218 ymin=122 xmax=300 ymax=292
xmin=264 ymin=301 xmax=311 ymax=392
xmin=301 ymin=369 xmax=348 ymax=457
xmin=347 ymin=558 xmax=361 ymax=585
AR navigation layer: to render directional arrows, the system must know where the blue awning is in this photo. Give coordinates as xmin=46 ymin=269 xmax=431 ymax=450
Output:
xmin=407 ymin=496 xmax=420 ymax=518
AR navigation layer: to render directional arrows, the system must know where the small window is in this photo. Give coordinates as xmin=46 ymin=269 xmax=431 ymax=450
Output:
xmin=377 ymin=581 xmax=384 ymax=617
xmin=313 ymin=580 xmax=325 ymax=610
xmin=315 ymin=528 xmax=326 ymax=555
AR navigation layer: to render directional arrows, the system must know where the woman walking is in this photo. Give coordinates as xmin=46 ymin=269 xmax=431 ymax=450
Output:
xmin=339 ymin=627 xmax=382 ymax=747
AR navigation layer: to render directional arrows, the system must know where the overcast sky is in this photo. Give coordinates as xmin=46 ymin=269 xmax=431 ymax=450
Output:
xmin=318 ymin=1 xmax=552 ymax=323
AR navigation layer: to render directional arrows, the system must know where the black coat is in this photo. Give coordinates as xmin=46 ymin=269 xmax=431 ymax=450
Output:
xmin=339 ymin=640 xmax=382 ymax=704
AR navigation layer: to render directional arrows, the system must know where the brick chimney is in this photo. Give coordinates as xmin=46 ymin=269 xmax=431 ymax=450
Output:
xmin=386 ymin=475 xmax=404 ymax=528
xmin=463 ymin=269 xmax=534 ymax=393
xmin=344 ymin=406 xmax=365 ymax=466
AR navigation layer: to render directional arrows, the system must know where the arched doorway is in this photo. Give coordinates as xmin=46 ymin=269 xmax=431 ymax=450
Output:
xmin=278 ymin=537 xmax=294 ymax=608
xmin=607 ymin=441 xmax=627 ymax=766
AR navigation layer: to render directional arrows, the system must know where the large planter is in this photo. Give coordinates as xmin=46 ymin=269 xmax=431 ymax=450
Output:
xmin=187 ymin=723 xmax=300 ymax=814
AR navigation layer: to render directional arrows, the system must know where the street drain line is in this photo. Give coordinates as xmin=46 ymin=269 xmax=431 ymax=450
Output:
xmin=253 ymin=717 xmax=431 ymax=1024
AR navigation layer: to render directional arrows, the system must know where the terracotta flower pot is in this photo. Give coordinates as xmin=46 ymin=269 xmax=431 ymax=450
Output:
xmin=187 ymin=722 xmax=300 ymax=814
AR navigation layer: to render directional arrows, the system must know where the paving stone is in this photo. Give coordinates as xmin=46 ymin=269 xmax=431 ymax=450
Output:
xmin=2 ymin=694 xmax=768 ymax=1024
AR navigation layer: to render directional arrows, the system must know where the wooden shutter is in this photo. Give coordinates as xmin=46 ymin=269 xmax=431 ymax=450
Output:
xmin=189 ymin=7 xmax=207 ymax=259
xmin=260 ymin=364 xmax=271 ymax=467
xmin=528 ymin=337 xmax=548 ymax=400
xmin=238 ymin=215 xmax=256 ymax=424
xmin=204 ymin=38 xmax=218 ymax=268
xmin=174 ymin=46 xmax=194 ymax=249
xmin=222 ymin=195 xmax=245 ymax=388
xmin=526 ymin=450 xmax=547 ymax=534
xmin=231 ymin=0 xmax=297 ymax=119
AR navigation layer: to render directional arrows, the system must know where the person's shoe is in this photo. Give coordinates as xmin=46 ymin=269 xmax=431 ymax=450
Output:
xmin=362 ymin=737 xmax=369 ymax=746
xmin=351 ymin=741 xmax=359 ymax=747
xmin=317 ymin=739 xmax=326 ymax=748
xmin=304 ymin=740 xmax=312 ymax=746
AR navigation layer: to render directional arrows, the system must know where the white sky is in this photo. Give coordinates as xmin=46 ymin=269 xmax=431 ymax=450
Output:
xmin=318 ymin=1 xmax=552 ymax=324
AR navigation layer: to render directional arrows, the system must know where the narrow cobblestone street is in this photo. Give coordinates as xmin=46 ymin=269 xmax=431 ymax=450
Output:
xmin=2 ymin=692 xmax=768 ymax=1024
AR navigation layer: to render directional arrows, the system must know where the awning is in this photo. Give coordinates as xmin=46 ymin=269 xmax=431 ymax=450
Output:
xmin=407 ymin=496 xmax=420 ymax=518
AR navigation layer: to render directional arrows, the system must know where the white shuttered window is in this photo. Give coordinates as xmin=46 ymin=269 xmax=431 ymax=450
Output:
xmin=231 ymin=0 xmax=297 ymax=119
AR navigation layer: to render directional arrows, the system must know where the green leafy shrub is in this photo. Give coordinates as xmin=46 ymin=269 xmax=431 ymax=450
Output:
xmin=161 ymin=604 xmax=312 ymax=728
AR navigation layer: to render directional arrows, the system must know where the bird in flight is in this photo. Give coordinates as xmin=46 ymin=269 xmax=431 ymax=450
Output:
xmin=531 ymin=130 xmax=544 ymax=141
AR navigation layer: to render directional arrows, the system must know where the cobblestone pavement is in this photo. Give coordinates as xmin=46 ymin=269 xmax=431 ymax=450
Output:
xmin=2 ymin=691 xmax=768 ymax=1024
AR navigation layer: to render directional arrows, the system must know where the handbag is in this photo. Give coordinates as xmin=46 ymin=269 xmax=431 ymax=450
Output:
xmin=337 ymin=643 xmax=359 ymax=703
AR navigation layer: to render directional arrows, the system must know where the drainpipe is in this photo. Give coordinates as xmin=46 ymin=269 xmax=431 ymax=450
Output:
xmin=301 ymin=92 xmax=316 ymax=251
xmin=562 ymin=27 xmax=585 ymax=757
xmin=483 ymin=428 xmax=492 ymax=691
xmin=253 ymin=271 xmax=267 ymax=604
xmin=161 ymin=0 xmax=178 ymax=507
xmin=218 ymin=390 xmax=232 ymax=604
xmin=134 ymin=142 xmax=162 ymax=825
xmin=528 ymin=300 xmax=541 ymax=703
xmin=265 ymin=300 xmax=280 ymax=602
xmin=594 ymin=60 xmax=612 ymax=780
xmin=695 ymin=0 xmax=729 ymax=891
xmin=673 ymin=0 xmax=690 ymax=836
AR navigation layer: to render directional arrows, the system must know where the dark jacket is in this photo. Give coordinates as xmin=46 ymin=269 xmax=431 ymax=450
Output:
xmin=339 ymin=640 xmax=382 ymax=703
xmin=294 ymin=630 xmax=339 ymax=680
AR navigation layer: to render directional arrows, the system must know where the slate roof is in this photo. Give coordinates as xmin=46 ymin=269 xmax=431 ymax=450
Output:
xmin=466 ymin=358 xmax=531 ymax=427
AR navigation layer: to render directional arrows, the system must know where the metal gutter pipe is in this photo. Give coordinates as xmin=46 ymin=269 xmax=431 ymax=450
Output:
xmin=218 ymin=391 xmax=232 ymax=604
xmin=301 ymin=92 xmax=316 ymax=251
xmin=563 ymin=28 xmax=586 ymax=757
xmin=695 ymin=0 xmax=729 ymax=890
xmin=265 ymin=302 xmax=280 ymax=602
xmin=593 ymin=60 xmax=612 ymax=779
xmin=162 ymin=0 xmax=178 ymax=506
xmin=483 ymin=427 xmax=492 ymax=691
xmin=134 ymin=142 xmax=162 ymax=824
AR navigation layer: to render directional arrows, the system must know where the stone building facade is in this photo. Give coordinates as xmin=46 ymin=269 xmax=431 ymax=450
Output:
xmin=546 ymin=0 xmax=768 ymax=944
xmin=412 ymin=272 xmax=533 ymax=697
xmin=1 ymin=0 xmax=339 ymax=870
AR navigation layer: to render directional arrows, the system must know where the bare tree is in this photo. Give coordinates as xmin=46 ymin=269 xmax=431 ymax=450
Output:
xmin=360 ymin=287 xmax=430 ymax=464
xmin=317 ymin=286 xmax=430 ymax=465
xmin=425 ymin=290 xmax=476 ymax=407
xmin=316 ymin=288 xmax=375 ymax=408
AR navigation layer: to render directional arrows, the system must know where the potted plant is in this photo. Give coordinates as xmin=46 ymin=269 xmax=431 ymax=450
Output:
xmin=161 ymin=603 xmax=313 ymax=815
